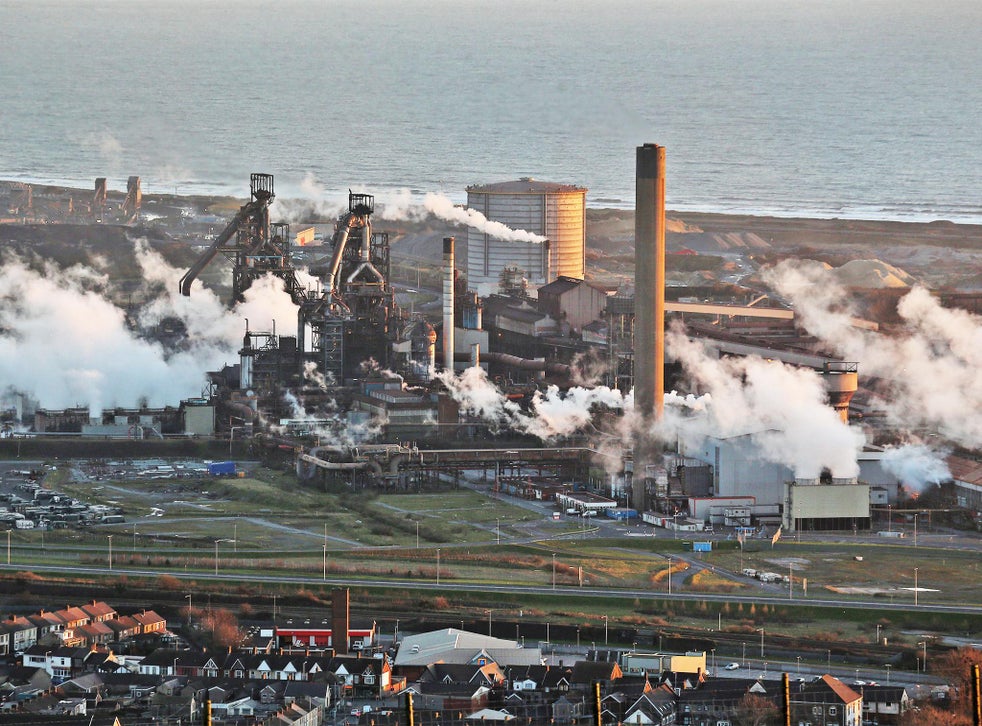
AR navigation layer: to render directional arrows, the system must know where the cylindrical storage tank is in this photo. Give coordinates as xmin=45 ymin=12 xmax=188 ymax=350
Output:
xmin=465 ymin=178 xmax=586 ymax=296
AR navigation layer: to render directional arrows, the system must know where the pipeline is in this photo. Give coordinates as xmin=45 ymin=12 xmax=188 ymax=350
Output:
xmin=437 ymin=350 xmax=570 ymax=377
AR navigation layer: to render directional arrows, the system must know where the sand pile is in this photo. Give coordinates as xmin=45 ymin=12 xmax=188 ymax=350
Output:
xmin=834 ymin=259 xmax=917 ymax=288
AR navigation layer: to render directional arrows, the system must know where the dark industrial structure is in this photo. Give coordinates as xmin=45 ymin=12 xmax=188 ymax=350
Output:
xmin=179 ymin=176 xmax=405 ymax=415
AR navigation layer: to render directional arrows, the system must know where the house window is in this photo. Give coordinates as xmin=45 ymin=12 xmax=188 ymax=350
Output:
xmin=364 ymin=675 xmax=375 ymax=685
xmin=828 ymin=707 xmax=836 ymax=716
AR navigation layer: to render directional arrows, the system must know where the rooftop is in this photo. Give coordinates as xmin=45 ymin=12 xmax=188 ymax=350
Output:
xmin=467 ymin=179 xmax=587 ymax=195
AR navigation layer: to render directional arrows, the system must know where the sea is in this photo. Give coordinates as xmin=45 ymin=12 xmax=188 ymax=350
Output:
xmin=1 ymin=0 xmax=980 ymax=223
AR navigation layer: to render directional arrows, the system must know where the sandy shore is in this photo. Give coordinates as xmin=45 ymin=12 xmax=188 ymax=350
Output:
xmin=4 ymin=180 xmax=980 ymax=290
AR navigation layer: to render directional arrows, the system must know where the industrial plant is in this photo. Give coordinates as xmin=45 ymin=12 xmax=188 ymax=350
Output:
xmin=3 ymin=146 xmax=978 ymax=538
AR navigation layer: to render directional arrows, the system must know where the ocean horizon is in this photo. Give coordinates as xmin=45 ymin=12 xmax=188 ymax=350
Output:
xmin=2 ymin=0 xmax=980 ymax=223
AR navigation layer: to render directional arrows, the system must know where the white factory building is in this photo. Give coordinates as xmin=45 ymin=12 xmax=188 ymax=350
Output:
xmin=464 ymin=178 xmax=586 ymax=296
xmin=683 ymin=433 xmax=910 ymax=532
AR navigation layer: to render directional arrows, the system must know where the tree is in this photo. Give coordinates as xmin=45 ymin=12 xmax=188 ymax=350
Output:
xmin=926 ymin=646 xmax=982 ymax=721
xmin=731 ymin=693 xmax=781 ymax=726
xmin=900 ymin=703 xmax=971 ymax=726
xmin=200 ymin=607 xmax=245 ymax=649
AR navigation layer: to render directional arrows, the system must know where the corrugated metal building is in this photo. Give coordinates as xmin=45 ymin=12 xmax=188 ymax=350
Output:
xmin=465 ymin=179 xmax=586 ymax=296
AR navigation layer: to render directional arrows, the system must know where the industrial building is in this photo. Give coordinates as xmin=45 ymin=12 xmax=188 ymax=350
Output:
xmin=464 ymin=179 xmax=587 ymax=296
xmin=8 ymin=147 xmax=965 ymax=537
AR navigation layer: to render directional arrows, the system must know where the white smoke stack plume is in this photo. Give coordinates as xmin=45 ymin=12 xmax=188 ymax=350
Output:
xmin=435 ymin=365 xmax=626 ymax=440
xmin=881 ymin=444 xmax=952 ymax=493
xmin=662 ymin=323 xmax=864 ymax=479
xmin=372 ymin=189 xmax=546 ymax=243
xmin=763 ymin=260 xmax=982 ymax=447
xmin=0 ymin=238 xmax=300 ymax=414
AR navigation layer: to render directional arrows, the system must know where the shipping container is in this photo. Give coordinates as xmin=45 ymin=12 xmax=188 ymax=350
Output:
xmin=208 ymin=461 xmax=237 ymax=476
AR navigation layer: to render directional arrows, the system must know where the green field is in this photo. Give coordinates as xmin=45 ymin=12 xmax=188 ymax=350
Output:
xmin=13 ymin=462 xmax=982 ymax=649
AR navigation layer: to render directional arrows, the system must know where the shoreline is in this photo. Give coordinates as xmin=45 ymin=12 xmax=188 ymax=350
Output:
xmin=4 ymin=178 xmax=982 ymax=230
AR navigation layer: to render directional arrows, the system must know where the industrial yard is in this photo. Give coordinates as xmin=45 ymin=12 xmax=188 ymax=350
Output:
xmin=1 ymin=149 xmax=981 ymax=663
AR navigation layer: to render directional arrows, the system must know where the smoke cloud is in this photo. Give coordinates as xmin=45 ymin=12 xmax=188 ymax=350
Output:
xmin=435 ymin=323 xmax=865 ymax=479
xmin=763 ymin=260 xmax=982 ymax=449
xmin=373 ymin=189 xmax=546 ymax=243
xmin=0 ymin=238 xmax=299 ymax=416
xmin=435 ymin=365 xmax=625 ymax=440
xmin=661 ymin=324 xmax=864 ymax=478
xmin=882 ymin=443 xmax=952 ymax=492
xmin=272 ymin=176 xmax=545 ymax=243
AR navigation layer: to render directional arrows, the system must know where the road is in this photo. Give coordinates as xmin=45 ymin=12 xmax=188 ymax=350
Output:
xmin=4 ymin=559 xmax=981 ymax=619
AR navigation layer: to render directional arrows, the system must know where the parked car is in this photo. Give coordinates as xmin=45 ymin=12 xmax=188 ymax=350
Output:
xmin=725 ymin=662 xmax=740 ymax=670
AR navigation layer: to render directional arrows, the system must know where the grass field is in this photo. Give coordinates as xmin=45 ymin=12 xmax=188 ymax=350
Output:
xmin=14 ymin=460 xmax=982 ymax=647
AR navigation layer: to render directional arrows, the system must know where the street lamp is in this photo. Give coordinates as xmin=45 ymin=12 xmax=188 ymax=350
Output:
xmin=757 ymin=627 xmax=764 ymax=658
xmin=485 ymin=609 xmax=492 ymax=636
xmin=552 ymin=553 xmax=556 ymax=590
xmin=185 ymin=594 xmax=192 ymax=628
xmin=914 ymin=567 xmax=919 ymax=606
xmin=796 ymin=656 xmax=801 ymax=675
xmin=602 ymin=614 xmax=608 ymax=645
xmin=322 ymin=543 xmax=327 ymax=581
xmin=496 ymin=518 xmax=500 ymax=545
xmin=436 ymin=548 xmax=441 ymax=586
xmin=913 ymin=513 xmax=918 ymax=547
xmin=107 ymin=534 xmax=113 ymax=570
xmin=875 ymin=623 xmax=881 ymax=644
xmin=885 ymin=664 xmax=891 ymax=684
xmin=214 ymin=538 xmax=234 ymax=575
xmin=667 ymin=556 xmax=672 ymax=596
xmin=918 ymin=641 xmax=927 ymax=672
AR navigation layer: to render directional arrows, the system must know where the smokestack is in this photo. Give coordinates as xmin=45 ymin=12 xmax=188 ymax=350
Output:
xmin=443 ymin=237 xmax=455 ymax=373
xmin=332 ymin=588 xmax=350 ymax=655
xmin=633 ymin=144 xmax=667 ymax=514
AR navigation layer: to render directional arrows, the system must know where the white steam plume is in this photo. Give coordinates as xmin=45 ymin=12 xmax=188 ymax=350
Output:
xmin=276 ymin=389 xmax=385 ymax=447
xmin=0 ymin=238 xmax=301 ymax=416
xmin=882 ymin=444 xmax=952 ymax=492
xmin=375 ymin=189 xmax=546 ymax=243
xmin=275 ymin=178 xmax=546 ymax=243
xmin=435 ymin=365 xmax=625 ymax=440
xmin=661 ymin=324 xmax=864 ymax=478
xmin=437 ymin=333 xmax=864 ymax=479
xmin=420 ymin=194 xmax=546 ymax=244
xmin=274 ymin=172 xmax=347 ymax=224
xmin=763 ymin=260 xmax=982 ymax=447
